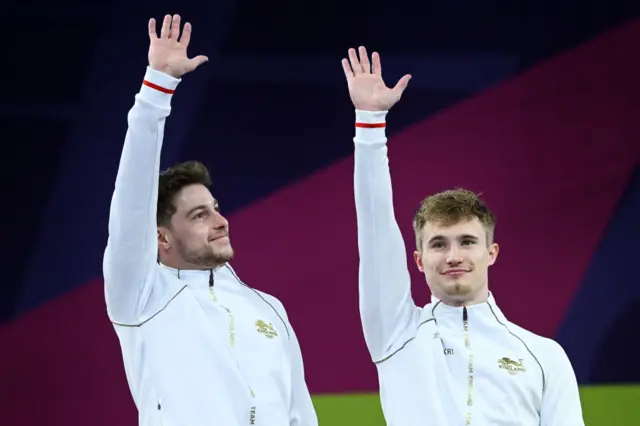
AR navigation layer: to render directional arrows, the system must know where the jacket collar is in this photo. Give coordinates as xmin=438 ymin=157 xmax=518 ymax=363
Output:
xmin=427 ymin=291 xmax=508 ymax=328
xmin=158 ymin=262 xmax=240 ymax=289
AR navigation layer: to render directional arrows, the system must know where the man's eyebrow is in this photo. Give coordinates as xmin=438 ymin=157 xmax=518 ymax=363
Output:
xmin=427 ymin=234 xmax=479 ymax=244
xmin=427 ymin=235 xmax=446 ymax=244
xmin=186 ymin=205 xmax=208 ymax=216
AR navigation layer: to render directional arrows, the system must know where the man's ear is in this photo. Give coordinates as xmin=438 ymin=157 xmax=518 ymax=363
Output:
xmin=158 ymin=227 xmax=171 ymax=250
xmin=488 ymin=243 xmax=499 ymax=266
xmin=413 ymin=250 xmax=425 ymax=273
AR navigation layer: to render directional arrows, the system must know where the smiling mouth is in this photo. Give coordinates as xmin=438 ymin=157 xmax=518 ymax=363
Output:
xmin=444 ymin=270 xmax=468 ymax=276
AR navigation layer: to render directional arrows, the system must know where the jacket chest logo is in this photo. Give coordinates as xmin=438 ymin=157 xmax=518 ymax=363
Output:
xmin=498 ymin=357 xmax=526 ymax=375
xmin=255 ymin=320 xmax=278 ymax=339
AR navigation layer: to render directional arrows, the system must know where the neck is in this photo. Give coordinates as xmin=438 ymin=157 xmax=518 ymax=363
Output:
xmin=159 ymin=254 xmax=223 ymax=271
xmin=437 ymin=287 xmax=489 ymax=308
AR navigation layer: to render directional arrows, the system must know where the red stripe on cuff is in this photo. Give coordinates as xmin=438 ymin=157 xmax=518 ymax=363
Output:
xmin=355 ymin=122 xmax=386 ymax=128
xmin=143 ymin=80 xmax=175 ymax=94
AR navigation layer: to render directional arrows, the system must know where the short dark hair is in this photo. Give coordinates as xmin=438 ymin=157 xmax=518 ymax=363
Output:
xmin=157 ymin=161 xmax=212 ymax=227
xmin=413 ymin=188 xmax=496 ymax=250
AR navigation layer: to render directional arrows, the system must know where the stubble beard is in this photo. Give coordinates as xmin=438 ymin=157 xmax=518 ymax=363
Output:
xmin=447 ymin=278 xmax=489 ymax=306
xmin=442 ymin=278 xmax=475 ymax=303
xmin=177 ymin=240 xmax=234 ymax=269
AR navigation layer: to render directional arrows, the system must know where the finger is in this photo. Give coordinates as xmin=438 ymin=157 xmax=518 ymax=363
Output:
xmin=341 ymin=58 xmax=354 ymax=81
xmin=348 ymin=48 xmax=362 ymax=75
xmin=170 ymin=14 xmax=181 ymax=40
xmin=180 ymin=22 xmax=192 ymax=46
xmin=372 ymin=52 xmax=382 ymax=76
xmin=148 ymin=18 xmax=158 ymax=40
xmin=358 ymin=46 xmax=371 ymax=73
xmin=187 ymin=55 xmax=209 ymax=72
xmin=160 ymin=14 xmax=171 ymax=39
xmin=392 ymin=74 xmax=412 ymax=95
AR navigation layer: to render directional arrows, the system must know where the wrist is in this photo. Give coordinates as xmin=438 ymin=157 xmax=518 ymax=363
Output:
xmin=355 ymin=109 xmax=388 ymax=123
xmin=140 ymin=67 xmax=181 ymax=103
xmin=355 ymin=110 xmax=388 ymax=142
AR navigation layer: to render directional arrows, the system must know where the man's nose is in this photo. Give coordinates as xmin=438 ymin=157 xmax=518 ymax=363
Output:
xmin=212 ymin=211 xmax=228 ymax=229
xmin=446 ymin=247 xmax=463 ymax=265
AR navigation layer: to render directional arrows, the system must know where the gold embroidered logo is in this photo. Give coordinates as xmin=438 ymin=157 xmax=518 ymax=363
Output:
xmin=255 ymin=320 xmax=278 ymax=338
xmin=498 ymin=357 xmax=526 ymax=375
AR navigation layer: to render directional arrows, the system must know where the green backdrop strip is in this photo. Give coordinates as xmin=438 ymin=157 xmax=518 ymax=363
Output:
xmin=311 ymin=385 xmax=640 ymax=425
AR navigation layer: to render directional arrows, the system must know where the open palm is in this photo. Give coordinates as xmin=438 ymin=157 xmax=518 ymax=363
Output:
xmin=342 ymin=47 xmax=411 ymax=111
xmin=148 ymin=14 xmax=208 ymax=79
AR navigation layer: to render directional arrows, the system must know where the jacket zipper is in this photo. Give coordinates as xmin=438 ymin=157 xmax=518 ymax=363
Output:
xmin=209 ymin=269 xmax=216 ymax=301
xmin=463 ymin=307 xmax=473 ymax=425
xmin=208 ymin=269 xmax=256 ymax=424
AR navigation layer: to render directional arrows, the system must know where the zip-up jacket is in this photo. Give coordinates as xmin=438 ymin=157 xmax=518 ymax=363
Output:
xmin=103 ymin=67 xmax=317 ymax=426
xmin=353 ymin=109 xmax=585 ymax=426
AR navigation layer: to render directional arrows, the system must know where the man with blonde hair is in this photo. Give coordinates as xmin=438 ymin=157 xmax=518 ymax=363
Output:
xmin=342 ymin=45 xmax=584 ymax=425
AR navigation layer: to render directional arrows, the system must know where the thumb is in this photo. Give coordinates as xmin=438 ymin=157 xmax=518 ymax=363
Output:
xmin=392 ymin=74 xmax=412 ymax=95
xmin=187 ymin=55 xmax=209 ymax=71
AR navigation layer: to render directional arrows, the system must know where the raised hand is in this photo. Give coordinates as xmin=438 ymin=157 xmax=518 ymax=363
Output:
xmin=342 ymin=46 xmax=411 ymax=112
xmin=148 ymin=14 xmax=208 ymax=79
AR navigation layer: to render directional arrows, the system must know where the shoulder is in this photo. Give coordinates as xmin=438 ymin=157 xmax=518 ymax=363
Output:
xmin=509 ymin=322 xmax=561 ymax=349
xmin=224 ymin=265 xmax=285 ymax=311
xmin=250 ymin=288 xmax=294 ymax=340
xmin=225 ymin=264 xmax=292 ymax=337
xmin=251 ymin=287 xmax=288 ymax=319
xmin=507 ymin=322 xmax=572 ymax=367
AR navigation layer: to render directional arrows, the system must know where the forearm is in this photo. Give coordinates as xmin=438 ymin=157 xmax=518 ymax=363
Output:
xmin=103 ymin=67 xmax=180 ymax=323
xmin=353 ymin=110 xmax=417 ymax=362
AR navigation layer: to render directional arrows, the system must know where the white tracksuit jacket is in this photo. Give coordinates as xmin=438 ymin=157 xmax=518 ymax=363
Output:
xmin=103 ymin=67 xmax=317 ymax=426
xmin=353 ymin=110 xmax=585 ymax=426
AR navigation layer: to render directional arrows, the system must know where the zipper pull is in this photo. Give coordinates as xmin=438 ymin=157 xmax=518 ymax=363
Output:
xmin=209 ymin=269 xmax=217 ymax=302
xmin=463 ymin=306 xmax=468 ymax=322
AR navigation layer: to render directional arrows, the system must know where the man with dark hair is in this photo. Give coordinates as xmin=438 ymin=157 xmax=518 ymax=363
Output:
xmin=343 ymin=46 xmax=584 ymax=425
xmin=155 ymin=160 xmax=234 ymax=269
xmin=103 ymin=14 xmax=316 ymax=426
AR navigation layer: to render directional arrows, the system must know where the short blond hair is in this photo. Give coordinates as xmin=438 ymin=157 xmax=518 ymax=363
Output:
xmin=413 ymin=188 xmax=496 ymax=250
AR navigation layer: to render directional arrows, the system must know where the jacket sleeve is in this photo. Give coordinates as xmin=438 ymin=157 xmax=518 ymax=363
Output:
xmin=353 ymin=110 xmax=420 ymax=363
xmin=540 ymin=341 xmax=585 ymax=426
xmin=288 ymin=324 xmax=318 ymax=426
xmin=102 ymin=67 xmax=181 ymax=324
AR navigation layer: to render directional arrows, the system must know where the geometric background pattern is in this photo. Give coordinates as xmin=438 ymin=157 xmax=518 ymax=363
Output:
xmin=1 ymin=1 xmax=639 ymax=424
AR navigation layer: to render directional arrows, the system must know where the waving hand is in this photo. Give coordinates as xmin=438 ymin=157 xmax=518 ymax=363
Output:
xmin=342 ymin=46 xmax=411 ymax=111
xmin=148 ymin=14 xmax=208 ymax=78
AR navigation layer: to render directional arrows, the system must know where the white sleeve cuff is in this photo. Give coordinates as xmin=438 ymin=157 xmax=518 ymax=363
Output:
xmin=355 ymin=110 xmax=388 ymax=144
xmin=138 ymin=67 xmax=182 ymax=107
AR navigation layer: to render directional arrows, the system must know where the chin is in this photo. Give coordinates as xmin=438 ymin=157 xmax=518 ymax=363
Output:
xmin=215 ymin=246 xmax=234 ymax=263
xmin=220 ymin=251 xmax=234 ymax=263
xmin=444 ymin=280 xmax=473 ymax=296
